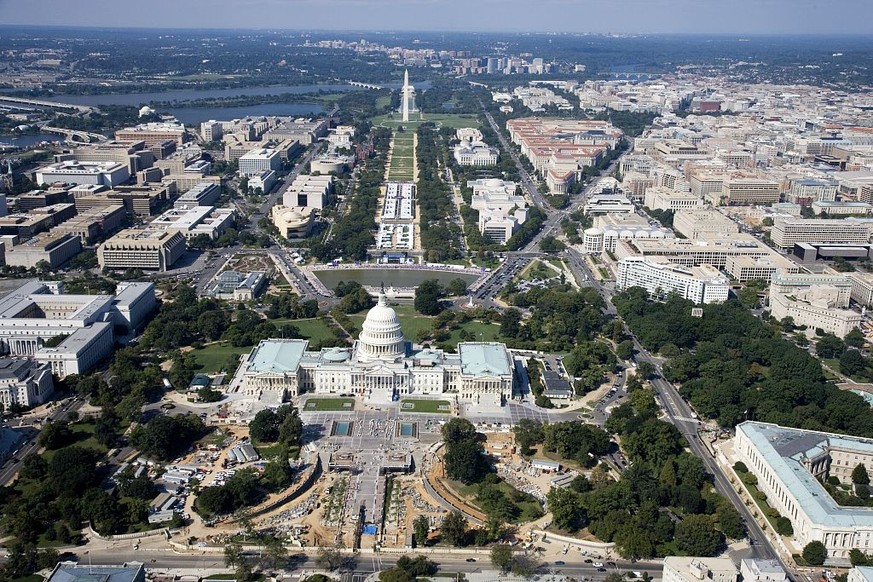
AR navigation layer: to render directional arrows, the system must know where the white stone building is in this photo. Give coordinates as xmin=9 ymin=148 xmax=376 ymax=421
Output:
xmin=241 ymin=295 xmax=518 ymax=406
xmin=616 ymin=256 xmax=729 ymax=304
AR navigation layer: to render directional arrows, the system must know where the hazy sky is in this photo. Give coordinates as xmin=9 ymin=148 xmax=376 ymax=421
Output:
xmin=0 ymin=0 xmax=871 ymax=35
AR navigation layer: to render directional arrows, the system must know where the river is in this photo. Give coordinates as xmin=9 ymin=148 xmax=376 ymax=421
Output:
xmin=43 ymin=84 xmax=364 ymax=107
xmin=0 ymin=132 xmax=63 ymax=148
xmin=167 ymin=103 xmax=325 ymax=125
xmin=313 ymin=268 xmax=481 ymax=290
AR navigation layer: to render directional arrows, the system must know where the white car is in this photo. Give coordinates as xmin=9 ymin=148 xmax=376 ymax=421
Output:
xmin=593 ymin=562 xmax=604 ymax=568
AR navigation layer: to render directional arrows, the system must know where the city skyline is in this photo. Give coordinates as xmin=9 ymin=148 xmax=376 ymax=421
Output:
xmin=2 ymin=0 xmax=873 ymax=35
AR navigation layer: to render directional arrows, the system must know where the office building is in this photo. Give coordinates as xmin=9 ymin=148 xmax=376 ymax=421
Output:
xmin=0 ymin=280 xmax=155 ymax=378
xmin=616 ymin=256 xmax=730 ymax=304
xmin=662 ymin=557 xmax=737 ymax=582
xmin=201 ymin=120 xmax=223 ymax=142
xmin=247 ymin=169 xmax=277 ymax=194
xmin=588 ymin=213 xmax=673 ymax=252
xmin=239 ymin=148 xmax=281 ymax=176
xmin=584 ymin=194 xmax=635 ymax=215
xmin=0 ymin=358 xmax=53 ymax=408
xmin=115 ymin=122 xmax=186 ymax=147
xmin=849 ymin=272 xmax=873 ymax=307
xmin=173 ymin=182 xmax=221 ymax=209
xmin=811 ymin=201 xmax=873 ymax=216
xmin=616 ymin=233 xmax=776 ymax=269
xmin=66 ymin=140 xmax=156 ymax=176
xmin=771 ymin=271 xmax=853 ymax=307
xmin=207 ymin=271 xmax=268 ymax=301
xmin=735 ymin=421 xmax=873 ymax=563
xmin=54 ymin=204 xmax=126 ymax=245
xmin=788 ymin=179 xmax=839 ymax=205
xmin=35 ymin=160 xmax=130 ymax=189
xmin=98 ymin=228 xmax=186 ymax=271
xmin=150 ymin=206 xmax=235 ymax=240
xmin=721 ymin=177 xmax=781 ymax=205
xmin=740 ymin=560 xmax=786 ymax=582
xmin=241 ymin=295 xmax=518 ymax=406
xmin=643 ymin=186 xmax=703 ymax=211
xmin=5 ymin=233 xmax=81 ymax=269
xmin=771 ymin=218 xmax=872 ymax=249
xmin=723 ymin=255 xmax=802 ymax=282
xmin=769 ymin=284 xmax=862 ymax=338
xmin=672 ymin=209 xmax=739 ymax=239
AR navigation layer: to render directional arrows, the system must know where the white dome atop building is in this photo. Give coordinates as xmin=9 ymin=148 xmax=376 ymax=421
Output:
xmin=357 ymin=294 xmax=406 ymax=360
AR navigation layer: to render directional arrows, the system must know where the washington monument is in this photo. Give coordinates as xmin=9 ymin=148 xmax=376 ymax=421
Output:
xmin=399 ymin=69 xmax=417 ymax=122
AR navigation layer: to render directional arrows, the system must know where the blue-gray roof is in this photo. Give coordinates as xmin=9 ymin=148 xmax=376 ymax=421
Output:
xmin=48 ymin=563 xmax=145 ymax=582
xmin=458 ymin=342 xmax=513 ymax=377
xmin=247 ymin=339 xmax=308 ymax=374
xmin=738 ymin=421 xmax=873 ymax=528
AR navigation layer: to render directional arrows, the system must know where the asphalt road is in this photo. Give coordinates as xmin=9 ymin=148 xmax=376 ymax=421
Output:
xmin=82 ymin=547 xmax=665 ymax=580
xmin=0 ymin=396 xmax=83 ymax=486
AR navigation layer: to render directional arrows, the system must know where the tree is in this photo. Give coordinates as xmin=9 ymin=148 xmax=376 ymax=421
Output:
xmin=817 ymin=334 xmax=846 ymax=359
xmin=414 ymin=280 xmax=445 ymax=315
xmin=850 ymin=549 xmax=870 ymax=567
xmin=853 ymin=463 xmax=871 ymax=485
xmin=802 ymin=541 xmax=827 ymax=566
xmin=540 ymin=236 xmax=566 ymax=253
xmin=513 ymin=419 xmax=544 ymax=456
xmin=675 ymin=515 xmax=723 ymax=557
xmin=547 ymin=487 xmax=587 ymax=532
xmin=413 ymin=515 xmax=429 ymax=547
xmin=840 ymin=349 xmax=866 ymax=377
xmin=500 ymin=308 xmax=523 ymax=339
xmin=261 ymin=536 xmax=288 ymax=571
xmin=846 ymin=327 xmax=866 ymax=349
xmin=447 ymin=278 xmax=468 ymax=297
xmin=616 ymin=340 xmax=635 ymax=361
xmin=440 ymin=511 xmax=468 ymax=546
xmin=250 ymin=408 xmax=281 ymax=442
xmin=316 ymin=544 xmax=347 ymax=571
xmin=716 ymin=503 xmax=745 ymax=540
xmin=39 ymin=420 xmax=74 ymax=449
xmin=490 ymin=544 xmax=514 ymax=573
xmin=774 ymin=516 xmax=793 ymax=536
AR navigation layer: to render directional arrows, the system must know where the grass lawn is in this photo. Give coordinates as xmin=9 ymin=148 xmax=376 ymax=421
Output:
xmin=454 ymin=479 xmax=543 ymax=523
xmin=374 ymin=113 xmax=481 ymax=129
xmin=272 ymin=317 xmax=339 ymax=344
xmin=41 ymin=420 xmax=107 ymax=462
xmin=400 ymin=399 xmax=451 ymax=413
xmin=192 ymin=343 xmax=250 ymax=374
xmin=443 ymin=321 xmax=502 ymax=346
xmin=303 ymin=397 xmax=355 ymax=411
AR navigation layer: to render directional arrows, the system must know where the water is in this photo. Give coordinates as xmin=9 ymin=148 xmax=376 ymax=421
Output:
xmin=44 ymin=84 xmax=363 ymax=107
xmin=313 ymin=268 xmax=480 ymax=290
xmin=168 ymin=103 xmax=325 ymax=125
xmin=333 ymin=421 xmax=352 ymax=437
xmin=852 ymin=390 xmax=873 ymax=407
xmin=0 ymin=132 xmax=63 ymax=148
xmin=399 ymin=422 xmax=415 ymax=437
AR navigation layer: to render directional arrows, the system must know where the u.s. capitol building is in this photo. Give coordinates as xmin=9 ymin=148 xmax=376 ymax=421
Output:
xmin=240 ymin=295 xmax=520 ymax=405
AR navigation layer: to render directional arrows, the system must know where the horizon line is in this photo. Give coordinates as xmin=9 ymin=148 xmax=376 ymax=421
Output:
xmin=0 ymin=23 xmax=869 ymax=37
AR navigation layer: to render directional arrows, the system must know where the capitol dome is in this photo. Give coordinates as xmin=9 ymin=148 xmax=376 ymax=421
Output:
xmin=357 ymin=294 xmax=406 ymax=360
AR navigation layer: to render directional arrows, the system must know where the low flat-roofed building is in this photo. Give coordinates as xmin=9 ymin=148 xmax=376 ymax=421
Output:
xmin=617 ymin=256 xmax=730 ymax=304
xmin=46 ymin=561 xmax=145 ymax=582
xmin=54 ymin=204 xmax=126 ymax=244
xmin=151 ymin=206 xmax=235 ymax=240
xmin=617 ymin=233 xmax=774 ymax=269
xmin=772 ymin=218 xmax=872 ymax=249
xmin=247 ymin=169 xmax=277 ymax=194
xmin=0 ymin=358 xmax=53 ymax=408
xmin=721 ymin=177 xmax=781 ymax=206
xmin=35 ymin=160 xmax=130 ymax=189
xmin=173 ymin=182 xmax=221 ymax=208
xmin=272 ymin=205 xmax=314 ymax=239
xmin=644 ymin=186 xmax=702 ymax=211
xmin=5 ymin=232 xmax=81 ymax=269
xmin=0 ymin=212 xmax=55 ymax=239
xmin=98 ymin=228 xmax=186 ymax=271
xmin=115 ymin=121 xmax=186 ymax=147
xmin=591 ymin=212 xmax=673 ymax=252
xmin=724 ymin=255 xmax=802 ymax=282
xmin=740 ymin=559 xmax=786 ymax=582
xmin=239 ymin=147 xmax=281 ymax=176
xmin=849 ymin=567 xmax=873 ymax=582
xmin=469 ymin=178 xmax=528 ymax=245
xmin=771 ymin=271 xmax=853 ymax=307
xmin=769 ymin=284 xmax=862 ymax=338
xmin=812 ymin=200 xmax=873 ymax=216
xmin=454 ymin=142 xmax=499 ymax=166
xmin=849 ymin=272 xmax=873 ymax=307
xmin=672 ymin=208 xmax=740 ymax=239
xmin=663 ymin=557 xmax=737 ymax=582
xmin=736 ymin=421 xmax=873 ymax=564
xmin=68 ymin=139 xmax=155 ymax=175
xmin=584 ymin=194 xmax=635 ymax=215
